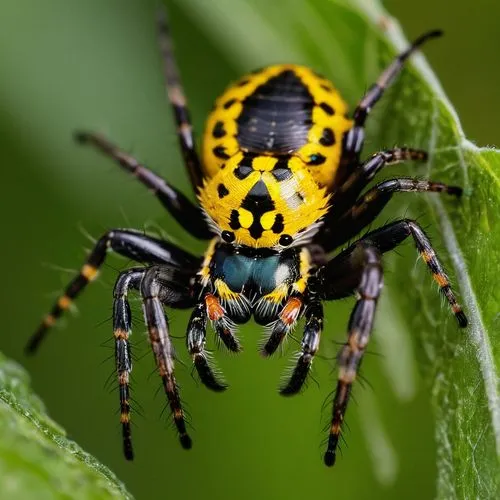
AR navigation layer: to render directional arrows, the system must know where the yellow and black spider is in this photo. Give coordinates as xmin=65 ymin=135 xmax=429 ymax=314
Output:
xmin=26 ymin=11 xmax=467 ymax=467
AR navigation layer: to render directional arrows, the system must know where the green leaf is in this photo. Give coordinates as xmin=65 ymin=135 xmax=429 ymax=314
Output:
xmin=0 ymin=352 xmax=132 ymax=499
xmin=175 ymin=0 xmax=500 ymax=497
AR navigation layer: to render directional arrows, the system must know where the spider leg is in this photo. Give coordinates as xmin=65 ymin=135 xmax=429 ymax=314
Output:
xmin=27 ymin=229 xmax=199 ymax=353
xmin=116 ymin=264 xmax=195 ymax=459
xmin=112 ymin=267 xmax=145 ymax=460
xmin=317 ymin=218 xmax=467 ymax=465
xmin=74 ymin=132 xmax=212 ymax=239
xmin=343 ymin=30 xmax=442 ymax=164
xmin=321 ymin=219 xmax=467 ymax=327
xmin=318 ymin=176 xmax=462 ymax=252
xmin=157 ymin=8 xmax=204 ymax=191
xmin=261 ymin=294 xmax=304 ymax=357
xmin=186 ymin=302 xmax=228 ymax=392
xmin=141 ymin=266 xmax=192 ymax=449
xmin=317 ymin=147 xmax=427 ymax=245
xmin=205 ymin=293 xmax=242 ymax=352
xmin=279 ymin=298 xmax=323 ymax=396
xmin=321 ymin=244 xmax=383 ymax=466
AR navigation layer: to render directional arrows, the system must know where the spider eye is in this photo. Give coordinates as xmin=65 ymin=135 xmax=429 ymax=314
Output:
xmin=308 ymin=153 xmax=326 ymax=165
xmin=221 ymin=230 xmax=235 ymax=243
xmin=279 ymin=234 xmax=293 ymax=247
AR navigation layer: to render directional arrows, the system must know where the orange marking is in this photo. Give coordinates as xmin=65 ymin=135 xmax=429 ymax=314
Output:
xmin=348 ymin=331 xmax=360 ymax=353
xmin=330 ymin=422 xmax=340 ymax=435
xmin=434 ymin=273 xmax=449 ymax=287
xmin=119 ymin=372 xmax=129 ymax=385
xmin=421 ymin=250 xmax=433 ymax=263
xmin=174 ymin=409 xmax=183 ymax=420
xmin=280 ymin=297 xmax=302 ymax=325
xmin=114 ymin=329 xmax=129 ymax=340
xmin=57 ymin=295 xmax=72 ymax=310
xmin=44 ymin=314 xmax=56 ymax=327
xmin=81 ymin=264 xmax=98 ymax=281
xmin=452 ymin=304 xmax=462 ymax=314
xmin=205 ymin=294 xmax=224 ymax=321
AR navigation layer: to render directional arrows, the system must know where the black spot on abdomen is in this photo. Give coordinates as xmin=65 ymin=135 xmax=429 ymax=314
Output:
xmin=236 ymin=70 xmax=314 ymax=155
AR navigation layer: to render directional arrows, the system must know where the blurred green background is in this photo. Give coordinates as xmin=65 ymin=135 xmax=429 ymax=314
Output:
xmin=0 ymin=0 xmax=497 ymax=499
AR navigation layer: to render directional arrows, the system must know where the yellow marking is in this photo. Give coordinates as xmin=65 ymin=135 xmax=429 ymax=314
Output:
xmin=199 ymin=156 xmax=330 ymax=248
xmin=365 ymin=190 xmax=377 ymax=202
xmin=330 ymin=422 xmax=341 ymax=435
xmin=252 ymin=155 xmax=278 ymax=172
xmin=238 ymin=208 xmax=253 ymax=229
xmin=263 ymin=283 xmax=289 ymax=304
xmin=57 ymin=295 xmax=72 ymax=310
xmin=44 ymin=314 xmax=56 ymax=327
xmin=434 ymin=273 xmax=449 ymax=288
xmin=81 ymin=264 xmax=99 ymax=281
xmin=260 ymin=211 xmax=275 ymax=230
xmin=215 ymin=279 xmax=240 ymax=301
xmin=198 ymin=238 xmax=218 ymax=285
xmin=120 ymin=412 xmax=130 ymax=424
xmin=292 ymin=248 xmax=312 ymax=294
xmin=293 ymin=65 xmax=352 ymax=188
xmin=421 ymin=250 xmax=433 ymax=263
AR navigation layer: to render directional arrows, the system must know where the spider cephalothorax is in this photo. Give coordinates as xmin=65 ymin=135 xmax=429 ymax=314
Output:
xmin=27 ymin=13 xmax=467 ymax=467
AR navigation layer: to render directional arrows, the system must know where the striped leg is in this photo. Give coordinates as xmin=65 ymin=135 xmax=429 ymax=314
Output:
xmin=343 ymin=30 xmax=442 ymax=164
xmin=157 ymin=8 xmax=204 ymax=191
xmin=26 ymin=229 xmax=199 ymax=353
xmin=398 ymin=220 xmax=467 ymax=327
xmin=280 ymin=298 xmax=323 ymax=395
xmin=75 ymin=132 xmax=212 ymax=239
xmin=317 ymin=148 xmax=428 ymax=249
xmin=321 ymin=176 xmax=462 ymax=251
xmin=323 ymin=245 xmax=383 ymax=466
xmin=112 ymin=268 xmax=145 ymax=460
xmin=321 ymin=220 xmax=467 ymax=327
xmin=186 ymin=302 xmax=227 ymax=392
xmin=141 ymin=267 xmax=191 ymax=449
xmin=318 ymin=220 xmax=467 ymax=466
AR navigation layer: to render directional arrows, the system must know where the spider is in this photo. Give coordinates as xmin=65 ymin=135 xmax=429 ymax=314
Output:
xmin=26 ymin=12 xmax=467 ymax=466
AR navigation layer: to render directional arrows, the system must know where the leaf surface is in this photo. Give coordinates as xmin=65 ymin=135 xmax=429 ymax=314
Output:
xmin=0 ymin=353 xmax=133 ymax=499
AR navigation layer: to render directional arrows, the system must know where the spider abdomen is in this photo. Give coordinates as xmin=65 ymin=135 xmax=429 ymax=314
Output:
xmin=199 ymin=65 xmax=353 ymax=248
xmin=202 ymin=64 xmax=353 ymax=187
